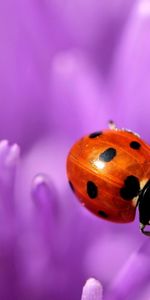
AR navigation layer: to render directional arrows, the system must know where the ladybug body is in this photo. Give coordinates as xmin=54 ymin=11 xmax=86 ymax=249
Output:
xmin=66 ymin=125 xmax=150 ymax=235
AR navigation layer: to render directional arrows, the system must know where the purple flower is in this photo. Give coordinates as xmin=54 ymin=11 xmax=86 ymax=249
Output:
xmin=0 ymin=0 xmax=150 ymax=299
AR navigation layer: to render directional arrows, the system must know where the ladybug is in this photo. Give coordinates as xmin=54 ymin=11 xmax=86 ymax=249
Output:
xmin=66 ymin=122 xmax=150 ymax=236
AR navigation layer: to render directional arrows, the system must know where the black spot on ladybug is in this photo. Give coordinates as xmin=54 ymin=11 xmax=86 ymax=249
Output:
xmin=130 ymin=141 xmax=141 ymax=150
xmin=69 ymin=181 xmax=75 ymax=192
xmin=120 ymin=175 xmax=140 ymax=200
xmin=99 ymin=148 xmax=116 ymax=162
xmin=89 ymin=131 xmax=103 ymax=138
xmin=98 ymin=210 xmax=108 ymax=218
xmin=87 ymin=181 xmax=98 ymax=199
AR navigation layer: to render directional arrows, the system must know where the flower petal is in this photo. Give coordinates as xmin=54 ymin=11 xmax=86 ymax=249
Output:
xmin=111 ymin=0 xmax=150 ymax=140
xmin=105 ymin=239 xmax=150 ymax=300
xmin=81 ymin=278 xmax=103 ymax=300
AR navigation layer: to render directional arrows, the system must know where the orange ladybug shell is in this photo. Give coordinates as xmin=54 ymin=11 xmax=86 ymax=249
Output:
xmin=66 ymin=129 xmax=150 ymax=223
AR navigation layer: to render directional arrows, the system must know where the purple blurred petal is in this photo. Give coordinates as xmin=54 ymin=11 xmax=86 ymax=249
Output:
xmin=0 ymin=0 xmax=134 ymax=148
xmin=81 ymin=278 xmax=103 ymax=300
xmin=0 ymin=141 xmax=20 ymax=216
xmin=83 ymin=229 xmax=140 ymax=284
xmin=111 ymin=0 xmax=150 ymax=140
xmin=49 ymin=50 xmax=110 ymax=140
xmin=32 ymin=173 xmax=58 ymax=218
xmin=52 ymin=0 xmax=135 ymax=73
xmin=0 ymin=140 xmax=20 ymax=300
xmin=105 ymin=239 xmax=150 ymax=300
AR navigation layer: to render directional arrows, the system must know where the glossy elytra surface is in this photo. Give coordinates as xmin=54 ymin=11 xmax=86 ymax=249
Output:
xmin=66 ymin=128 xmax=150 ymax=224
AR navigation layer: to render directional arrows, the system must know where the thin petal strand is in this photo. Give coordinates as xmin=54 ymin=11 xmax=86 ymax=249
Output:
xmin=105 ymin=240 xmax=150 ymax=300
xmin=81 ymin=278 xmax=103 ymax=300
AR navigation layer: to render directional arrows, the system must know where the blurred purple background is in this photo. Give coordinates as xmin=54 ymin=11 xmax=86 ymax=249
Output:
xmin=0 ymin=0 xmax=150 ymax=299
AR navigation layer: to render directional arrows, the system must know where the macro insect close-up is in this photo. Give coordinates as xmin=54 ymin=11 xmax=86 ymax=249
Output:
xmin=0 ymin=0 xmax=150 ymax=300
xmin=67 ymin=122 xmax=150 ymax=236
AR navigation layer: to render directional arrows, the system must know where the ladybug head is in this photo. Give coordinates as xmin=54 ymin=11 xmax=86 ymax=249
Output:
xmin=138 ymin=180 xmax=150 ymax=236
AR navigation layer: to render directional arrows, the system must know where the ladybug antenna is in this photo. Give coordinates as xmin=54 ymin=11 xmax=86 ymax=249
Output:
xmin=138 ymin=180 xmax=150 ymax=236
xmin=108 ymin=120 xmax=116 ymax=130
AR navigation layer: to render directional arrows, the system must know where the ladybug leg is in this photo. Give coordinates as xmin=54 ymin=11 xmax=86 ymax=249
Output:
xmin=138 ymin=180 xmax=150 ymax=236
xmin=140 ymin=223 xmax=150 ymax=236
xmin=108 ymin=120 xmax=117 ymax=130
